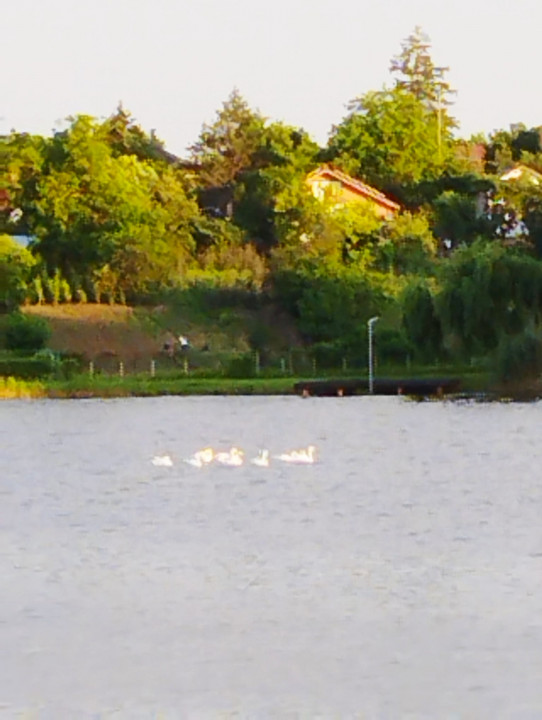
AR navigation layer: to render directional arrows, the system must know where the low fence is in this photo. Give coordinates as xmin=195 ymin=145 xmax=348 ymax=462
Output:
xmin=1 ymin=347 xmax=474 ymax=382
xmin=85 ymin=348 xmax=412 ymax=380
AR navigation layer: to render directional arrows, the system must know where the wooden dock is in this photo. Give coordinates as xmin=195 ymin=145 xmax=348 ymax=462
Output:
xmin=294 ymin=377 xmax=461 ymax=398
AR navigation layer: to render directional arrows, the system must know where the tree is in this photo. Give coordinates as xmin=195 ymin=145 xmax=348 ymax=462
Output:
xmin=494 ymin=165 xmax=542 ymax=254
xmin=328 ymin=28 xmax=458 ymax=189
xmin=432 ymin=191 xmax=481 ymax=248
xmin=3 ymin=132 xmax=45 ymax=237
xmin=377 ymin=211 xmax=437 ymax=274
xmin=5 ymin=312 xmax=51 ymax=352
xmin=102 ymin=103 xmax=178 ymax=166
xmin=390 ymin=26 xmax=455 ymax=111
xmin=511 ymin=127 xmax=541 ymax=159
xmin=31 ymin=115 xmax=200 ymax=297
xmin=390 ymin=26 xmax=456 ymax=166
xmin=329 ymin=86 xmax=455 ymax=188
xmin=401 ymin=279 xmax=442 ymax=360
xmin=0 ymin=235 xmax=36 ymax=310
xmin=292 ymin=261 xmax=385 ymax=345
xmin=436 ymin=242 xmax=542 ymax=356
xmin=484 ymin=125 xmax=542 ymax=174
xmin=233 ymin=121 xmax=320 ymax=251
xmin=189 ymin=89 xmax=266 ymax=187
xmin=523 ymin=192 xmax=542 ymax=257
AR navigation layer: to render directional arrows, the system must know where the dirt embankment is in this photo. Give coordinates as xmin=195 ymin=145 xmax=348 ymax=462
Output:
xmin=23 ymin=305 xmax=163 ymax=371
xmin=22 ymin=302 xmax=304 ymax=372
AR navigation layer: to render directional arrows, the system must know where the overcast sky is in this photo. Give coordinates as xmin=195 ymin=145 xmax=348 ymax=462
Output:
xmin=3 ymin=0 xmax=541 ymax=156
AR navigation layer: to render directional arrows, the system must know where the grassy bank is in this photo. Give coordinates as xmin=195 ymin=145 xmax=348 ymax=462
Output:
xmin=43 ymin=374 xmax=299 ymax=398
xmin=1 ymin=345 xmax=494 ymax=400
xmin=1 ymin=302 xmax=519 ymax=399
xmin=19 ymin=300 xmax=302 ymax=373
xmin=37 ymin=361 xmax=490 ymax=399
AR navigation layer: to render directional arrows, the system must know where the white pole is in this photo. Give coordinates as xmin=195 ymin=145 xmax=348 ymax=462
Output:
xmin=437 ymin=84 xmax=443 ymax=164
xmin=368 ymin=316 xmax=379 ymax=394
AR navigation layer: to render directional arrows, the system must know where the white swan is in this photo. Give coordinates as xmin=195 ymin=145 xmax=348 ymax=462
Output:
xmin=151 ymin=454 xmax=173 ymax=467
xmin=215 ymin=447 xmax=244 ymax=467
xmin=185 ymin=447 xmax=214 ymax=468
xmin=276 ymin=445 xmax=316 ymax=464
xmin=250 ymin=449 xmax=270 ymax=467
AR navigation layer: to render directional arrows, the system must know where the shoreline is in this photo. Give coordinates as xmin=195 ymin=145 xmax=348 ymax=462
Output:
xmin=2 ymin=373 xmax=541 ymax=401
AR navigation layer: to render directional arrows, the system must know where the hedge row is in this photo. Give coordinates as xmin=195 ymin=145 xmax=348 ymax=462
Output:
xmin=0 ymin=355 xmax=81 ymax=380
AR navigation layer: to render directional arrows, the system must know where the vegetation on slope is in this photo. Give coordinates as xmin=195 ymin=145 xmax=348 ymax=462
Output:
xmin=2 ymin=28 xmax=542 ymax=393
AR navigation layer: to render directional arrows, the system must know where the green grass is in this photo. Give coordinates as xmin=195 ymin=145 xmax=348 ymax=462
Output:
xmin=45 ymin=374 xmax=299 ymax=398
xmin=40 ymin=359 xmax=492 ymax=399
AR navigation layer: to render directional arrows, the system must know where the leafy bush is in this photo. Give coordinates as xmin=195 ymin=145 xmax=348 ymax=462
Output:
xmin=0 ymin=235 xmax=36 ymax=310
xmin=376 ymin=211 xmax=437 ymax=275
xmin=0 ymin=354 xmax=55 ymax=379
xmin=5 ymin=313 xmax=51 ymax=352
xmin=248 ymin=322 xmax=272 ymax=352
xmin=401 ymin=279 xmax=442 ymax=361
xmin=296 ymin=264 xmax=384 ymax=344
xmin=310 ymin=341 xmax=347 ymax=369
xmin=225 ymin=352 xmax=257 ymax=378
xmin=494 ymin=329 xmax=542 ymax=383
xmin=437 ymin=242 xmax=542 ymax=357
xmin=375 ymin=328 xmax=411 ymax=364
xmin=189 ymin=243 xmax=268 ymax=291
xmin=58 ymin=356 xmax=82 ymax=379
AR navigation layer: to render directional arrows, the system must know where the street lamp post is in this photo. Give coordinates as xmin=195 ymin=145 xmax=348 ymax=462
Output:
xmin=368 ymin=316 xmax=379 ymax=394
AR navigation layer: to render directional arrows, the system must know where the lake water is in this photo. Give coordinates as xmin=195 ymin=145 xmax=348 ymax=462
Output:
xmin=1 ymin=396 xmax=542 ymax=718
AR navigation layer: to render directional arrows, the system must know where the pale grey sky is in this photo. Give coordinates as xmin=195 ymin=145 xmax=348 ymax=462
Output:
xmin=3 ymin=0 xmax=541 ymax=156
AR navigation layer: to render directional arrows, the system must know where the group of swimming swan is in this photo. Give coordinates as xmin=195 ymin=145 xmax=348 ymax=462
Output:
xmin=151 ymin=445 xmax=316 ymax=468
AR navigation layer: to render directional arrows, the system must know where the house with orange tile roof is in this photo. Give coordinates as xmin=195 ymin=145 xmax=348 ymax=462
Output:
xmin=500 ymin=164 xmax=542 ymax=186
xmin=306 ymin=166 xmax=401 ymax=220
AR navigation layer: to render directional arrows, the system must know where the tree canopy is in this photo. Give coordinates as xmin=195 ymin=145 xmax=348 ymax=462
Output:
xmin=390 ymin=25 xmax=455 ymax=111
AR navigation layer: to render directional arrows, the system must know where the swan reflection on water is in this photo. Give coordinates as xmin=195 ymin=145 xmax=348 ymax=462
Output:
xmin=151 ymin=454 xmax=174 ymax=467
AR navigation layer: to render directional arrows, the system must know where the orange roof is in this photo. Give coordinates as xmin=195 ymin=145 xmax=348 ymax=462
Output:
xmin=307 ymin=166 xmax=400 ymax=213
xmin=500 ymin=164 xmax=542 ymax=185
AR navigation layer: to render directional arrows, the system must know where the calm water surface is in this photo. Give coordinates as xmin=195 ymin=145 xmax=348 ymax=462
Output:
xmin=1 ymin=396 xmax=542 ymax=718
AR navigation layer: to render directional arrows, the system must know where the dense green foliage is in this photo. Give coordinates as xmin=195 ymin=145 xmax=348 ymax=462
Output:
xmin=494 ymin=329 xmax=542 ymax=384
xmin=0 ymin=235 xmax=36 ymax=310
xmin=2 ymin=29 xmax=542 ymax=384
xmin=5 ymin=312 xmax=51 ymax=352
xmin=0 ymin=354 xmax=55 ymax=379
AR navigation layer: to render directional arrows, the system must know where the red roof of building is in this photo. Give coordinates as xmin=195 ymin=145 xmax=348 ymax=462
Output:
xmin=307 ymin=166 xmax=400 ymax=212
